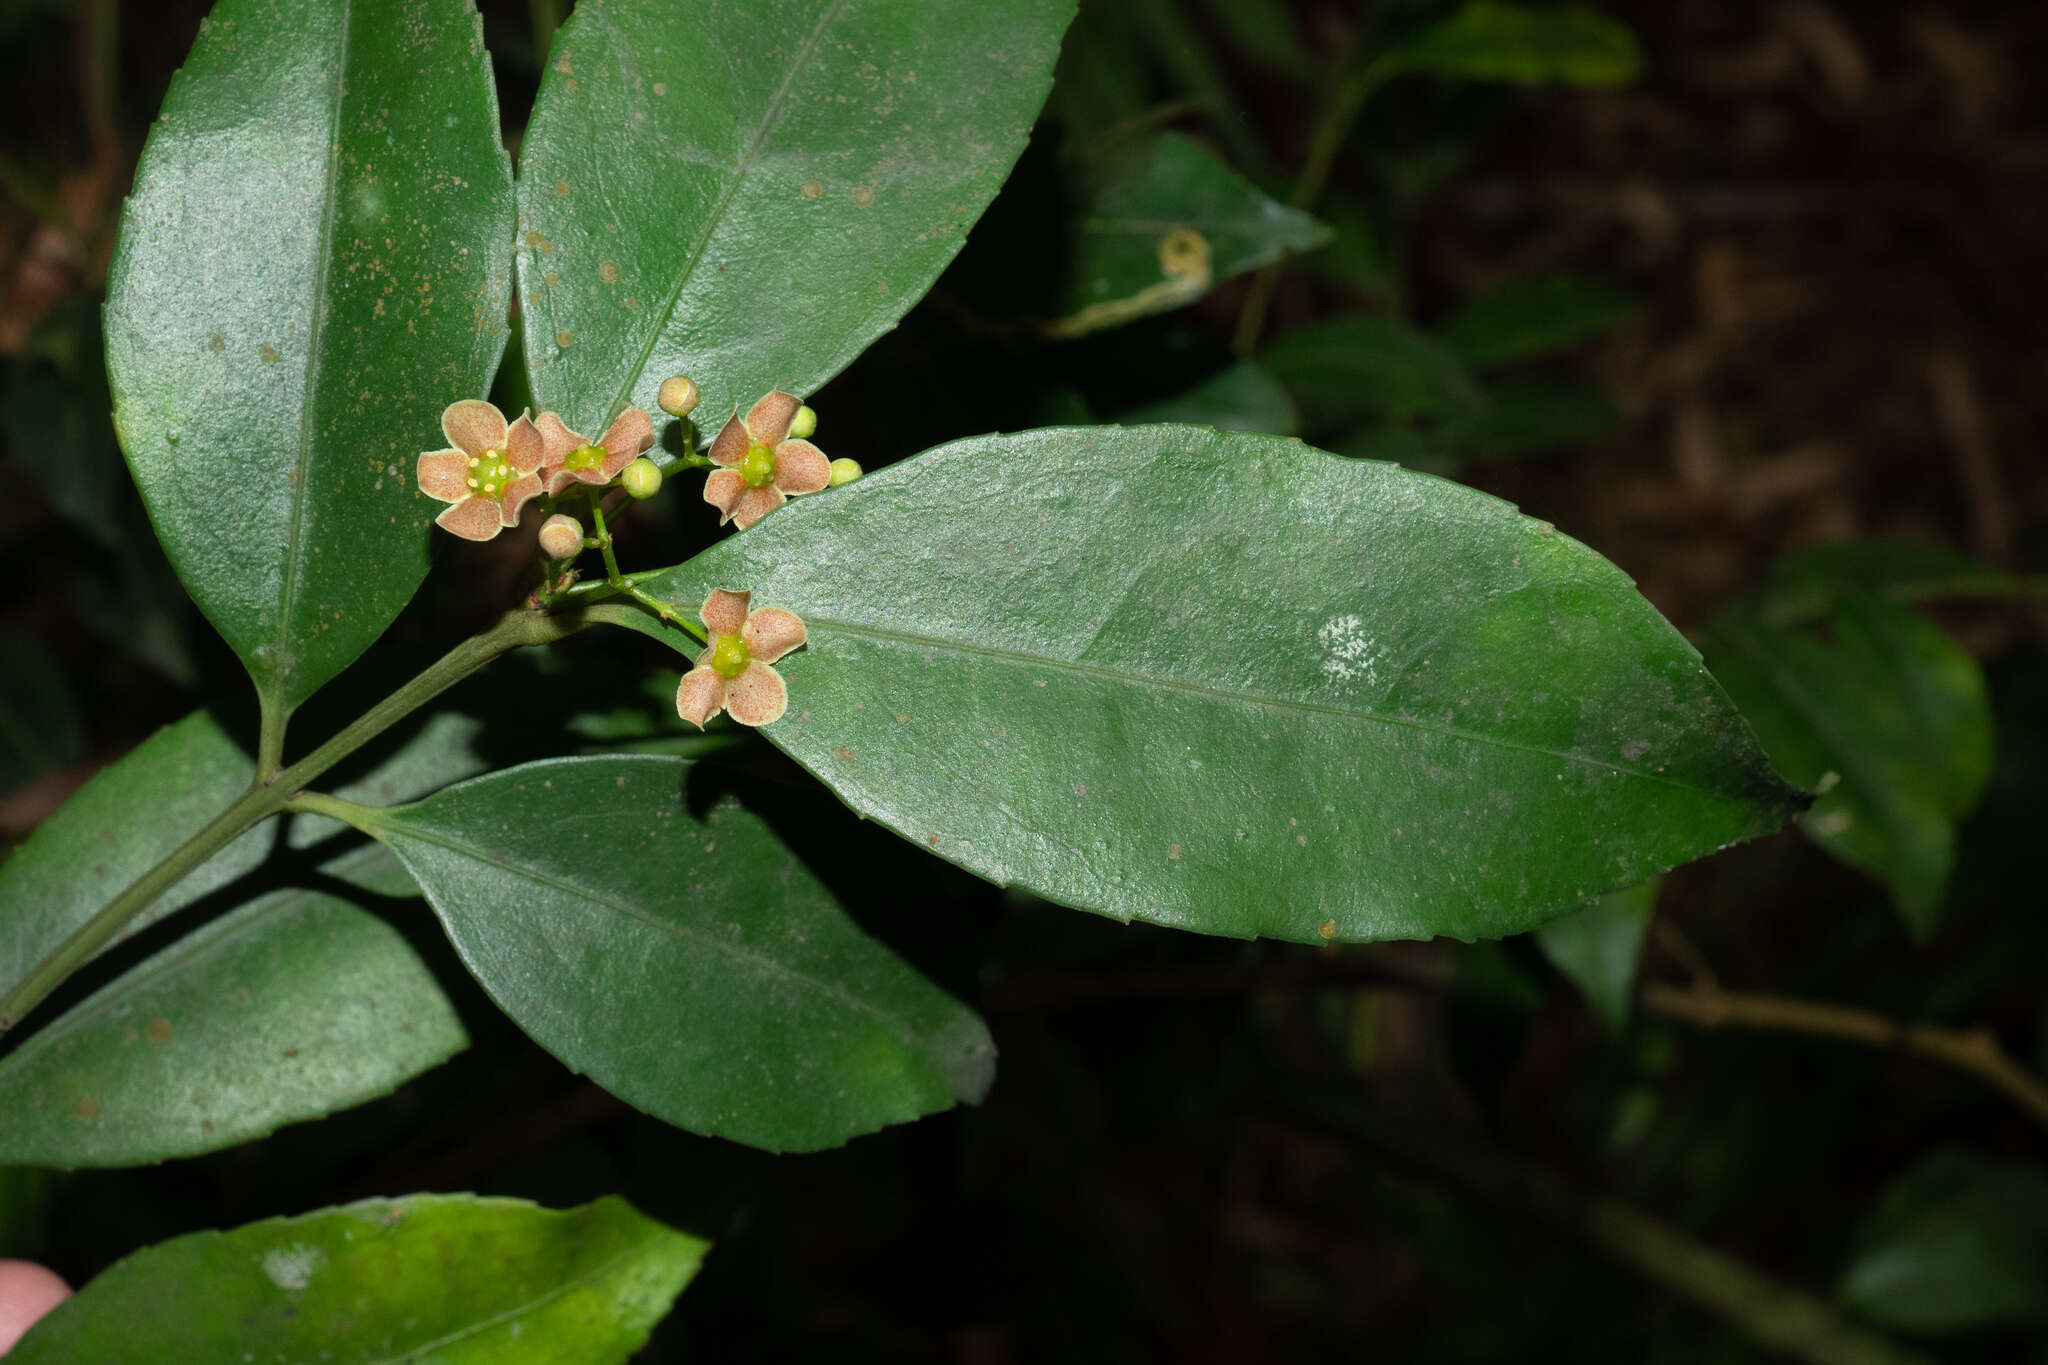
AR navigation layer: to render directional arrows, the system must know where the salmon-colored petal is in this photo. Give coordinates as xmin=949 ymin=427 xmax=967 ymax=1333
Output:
xmin=545 ymin=467 xmax=580 ymax=497
xmin=743 ymin=607 xmax=807 ymax=663
xmin=702 ymin=468 xmax=744 ymax=521
xmin=675 ymin=667 xmax=728 ymax=729
xmin=771 ymin=439 xmax=830 ymax=495
xmin=536 ymin=410 xmax=585 ymax=466
xmin=442 ymin=399 xmax=507 ymax=457
xmin=565 ymin=463 xmax=609 ymax=486
xmin=598 ymin=405 xmax=655 ymax=479
xmin=730 ymin=483 xmax=785 ymax=530
xmin=499 ymin=472 xmax=543 ymax=526
xmin=435 ymin=495 xmax=503 ymax=542
xmin=707 ymin=413 xmax=749 ymax=467
xmin=745 ymin=391 xmax=801 ymax=447
xmin=702 ymin=588 xmax=750 ymax=637
xmin=505 ymin=412 xmax=545 ymax=473
xmin=416 ymin=448 xmax=471 ymax=503
xmin=725 ymin=661 xmax=788 ymax=726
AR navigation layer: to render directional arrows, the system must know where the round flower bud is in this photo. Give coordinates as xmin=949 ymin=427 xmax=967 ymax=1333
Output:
xmin=827 ymin=457 xmax=863 ymax=487
xmin=657 ymin=375 xmax=701 ymax=417
xmin=788 ymin=404 xmax=818 ymax=440
xmin=538 ymin=513 xmax=584 ymax=560
xmin=620 ymin=457 xmax=664 ymax=500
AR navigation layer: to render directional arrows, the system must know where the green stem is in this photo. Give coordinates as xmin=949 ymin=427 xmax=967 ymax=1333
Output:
xmin=587 ymin=500 xmax=707 ymax=642
xmin=0 ymin=607 xmax=580 ymax=1036
xmin=1232 ymin=52 xmax=1395 ymax=355
xmin=256 ymin=694 xmax=288 ymax=783
xmin=284 ymin=790 xmax=382 ymax=834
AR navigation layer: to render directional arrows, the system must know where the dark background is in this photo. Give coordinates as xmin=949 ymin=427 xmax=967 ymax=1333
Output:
xmin=2 ymin=1 xmax=2045 ymax=1360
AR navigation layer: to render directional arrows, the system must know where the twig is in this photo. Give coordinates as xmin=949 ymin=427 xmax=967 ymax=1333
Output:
xmin=1641 ymin=980 xmax=2048 ymax=1134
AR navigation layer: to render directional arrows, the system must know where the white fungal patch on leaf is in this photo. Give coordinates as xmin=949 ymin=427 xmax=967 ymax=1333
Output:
xmin=1317 ymin=613 xmax=1386 ymax=684
xmin=260 ymin=1243 xmax=326 ymax=1291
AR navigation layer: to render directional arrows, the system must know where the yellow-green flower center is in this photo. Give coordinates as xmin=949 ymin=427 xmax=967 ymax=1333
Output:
xmin=709 ymin=633 xmax=751 ymax=679
xmin=739 ymin=443 xmax=777 ymax=489
xmin=467 ymin=448 xmax=514 ymax=498
xmin=563 ymin=443 xmax=608 ymax=474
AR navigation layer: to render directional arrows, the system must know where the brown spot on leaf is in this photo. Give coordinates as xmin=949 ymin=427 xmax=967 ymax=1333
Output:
xmin=801 ymin=180 xmax=822 ymax=200
xmin=555 ymin=330 xmax=574 ymax=349
xmin=207 ymin=334 xmax=224 ymax=352
xmin=145 ymin=1017 xmax=173 ymax=1043
xmin=259 ymin=344 xmax=281 ymax=363
xmin=74 ymin=1097 xmax=100 ymax=1120
xmin=851 ymin=185 xmax=875 ymax=207
xmin=833 ymin=747 xmax=856 ymax=762
xmin=598 ymin=260 xmax=619 ymax=283
xmin=554 ymin=180 xmax=572 ymax=196
xmin=1318 ymin=920 xmax=1337 ymax=940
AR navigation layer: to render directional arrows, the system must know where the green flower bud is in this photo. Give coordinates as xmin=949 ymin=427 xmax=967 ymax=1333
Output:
xmin=788 ymin=404 xmax=818 ymax=440
xmin=538 ymin=513 xmax=584 ymax=560
xmin=620 ymin=457 xmax=664 ymax=500
xmin=827 ymin=457 xmax=863 ymax=487
xmin=657 ymin=375 xmax=701 ymax=417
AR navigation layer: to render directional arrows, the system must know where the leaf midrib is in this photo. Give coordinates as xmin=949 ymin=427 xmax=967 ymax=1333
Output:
xmin=270 ymin=0 xmax=354 ymax=707
xmin=801 ymin=613 xmax=1737 ymax=800
xmin=381 ymin=816 xmax=965 ymax=1073
xmin=602 ymin=0 xmax=848 ymax=425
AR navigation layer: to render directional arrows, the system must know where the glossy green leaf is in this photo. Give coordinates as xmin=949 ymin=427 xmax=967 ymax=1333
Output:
xmin=10 ymin=1193 xmax=705 ymax=1363
xmin=1 ymin=708 xmax=489 ymax=1017
xmin=1048 ymin=132 xmax=1331 ymax=338
xmin=0 ymin=627 xmax=86 ymax=797
xmin=0 ymin=846 xmax=463 ymax=1168
xmin=371 ymin=756 xmax=995 ymax=1152
xmin=1702 ymin=594 xmax=1993 ymax=936
xmin=1839 ymin=1150 xmax=2048 ymax=1335
xmin=1381 ymin=1 xmax=1643 ymax=88
xmin=0 ymin=713 xmax=270 ymax=1009
xmin=1532 ymin=877 xmax=1656 ymax=1033
xmin=1439 ymin=272 xmax=1635 ymax=368
xmin=516 ymin=0 xmax=1073 ymax=437
xmin=104 ymin=0 xmax=514 ymax=713
xmin=625 ymin=426 xmax=1799 ymax=944
xmin=1263 ymin=316 xmax=1483 ymax=429
xmin=1120 ymin=361 xmax=1300 ymax=435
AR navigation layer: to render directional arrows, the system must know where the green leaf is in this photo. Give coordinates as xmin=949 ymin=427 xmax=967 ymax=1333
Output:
xmin=1755 ymin=539 xmax=2015 ymax=624
xmin=1381 ymin=1 xmax=1643 ymax=87
xmin=0 ymin=846 xmax=464 ymax=1168
xmin=1 ymin=708 xmax=490 ymax=1014
xmin=1048 ymin=132 xmax=1331 ymax=338
xmin=1438 ymin=272 xmax=1635 ymax=368
xmin=1532 ymin=877 xmax=1656 ymax=1033
xmin=1839 ymin=1150 xmax=2048 ymax=1335
xmin=1263 ymin=316 xmax=1483 ymax=429
xmin=1441 ymin=377 xmax=1620 ymax=459
xmin=1119 ymin=361 xmax=1300 ymax=434
xmin=516 ymin=0 xmax=1073 ymax=436
xmin=370 ymin=755 xmax=995 ymax=1152
xmin=1194 ymin=0 xmax=1316 ymax=84
xmin=103 ymin=0 xmax=515 ymax=714
xmin=10 ymin=1193 xmax=704 ymax=1363
xmin=624 ymin=426 xmax=1800 ymax=944
xmin=0 ymin=627 xmax=86 ymax=797
xmin=1701 ymin=594 xmax=1993 ymax=936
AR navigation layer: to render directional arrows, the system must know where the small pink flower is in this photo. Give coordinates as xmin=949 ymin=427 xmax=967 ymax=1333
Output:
xmin=675 ymin=589 xmax=807 ymax=728
xmin=416 ymin=400 xmax=546 ymax=542
xmin=702 ymin=391 xmax=831 ymax=530
xmin=536 ymin=406 xmax=656 ymax=497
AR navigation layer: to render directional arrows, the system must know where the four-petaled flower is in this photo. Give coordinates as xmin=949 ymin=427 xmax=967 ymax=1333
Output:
xmin=536 ymin=406 xmax=657 ymax=496
xmin=703 ymin=391 xmax=830 ymax=529
xmin=676 ymin=589 xmax=806 ymax=728
xmin=416 ymin=400 xmax=546 ymax=542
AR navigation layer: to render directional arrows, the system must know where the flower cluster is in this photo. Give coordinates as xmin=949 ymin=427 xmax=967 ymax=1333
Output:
xmin=417 ymin=380 xmax=857 ymax=726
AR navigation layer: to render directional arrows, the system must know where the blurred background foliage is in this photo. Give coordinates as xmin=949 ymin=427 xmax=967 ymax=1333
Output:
xmin=2 ymin=0 xmax=2046 ymax=1359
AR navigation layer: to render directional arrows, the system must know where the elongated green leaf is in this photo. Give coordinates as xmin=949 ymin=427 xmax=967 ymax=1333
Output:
xmin=1839 ymin=1151 xmax=2048 ymax=1335
xmin=10 ymin=1194 xmax=704 ymax=1363
xmin=1701 ymin=594 xmax=1992 ymax=936
xmin=0 ymin=713 xmax=270 ymax=1010
xmin=1439 ymin=272 xmax=1635 ymax=368
xmin=1263 ymin=316 xmax=1483 ymax=429
xmin=625 ymin=427 xmax=1799 ymax=944
xmin=1120 ymin=361 xmax=1299 ymax=435
xmin=516 ymin=0 xmax=1073 ymax=437
xmin=0 ymin=846 xmax=462 ymax=1168
xmin=0 ymin=709 xmax=487 ymax=1016
xmin=104 ymin=0 xmax=514 ymax=713
xmin=1381 ymin=1 xmax=1642 ymax=87
xmin=1045 ymin=132 xmax=1330 ymax=338
xmin=372 ymin=756 xmax=995 ymax=1152
xmin=1532 ymin=877 xmax=1656 ymax=1033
